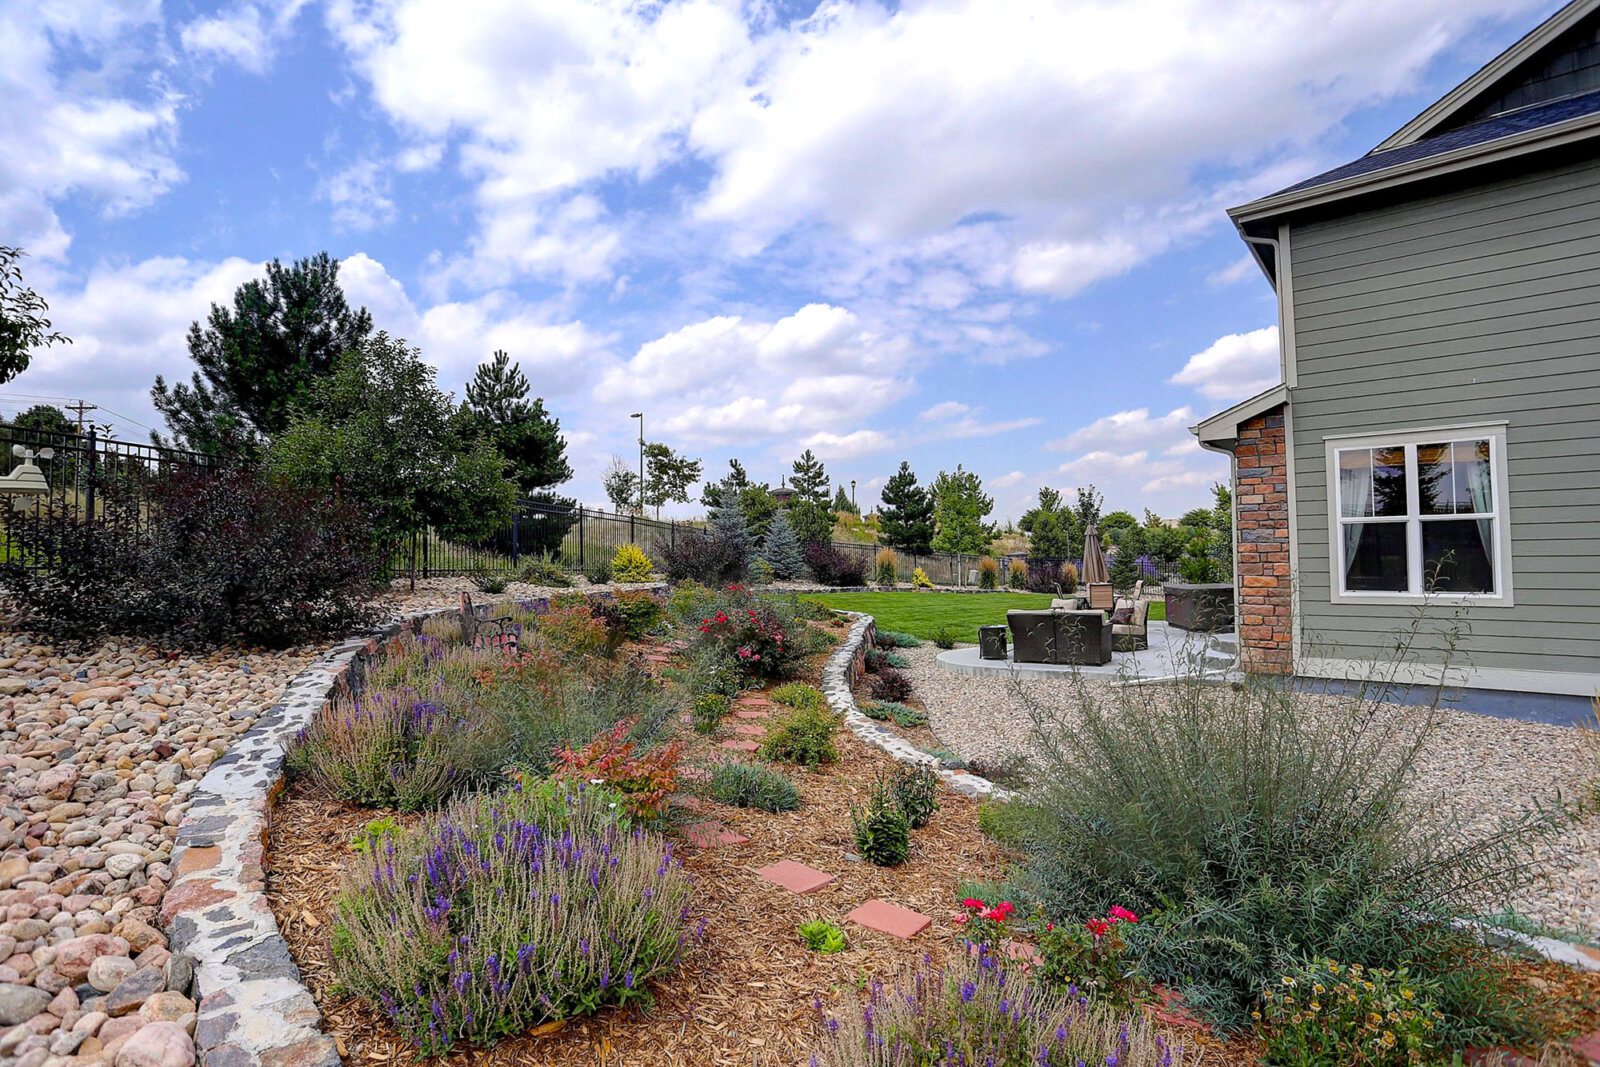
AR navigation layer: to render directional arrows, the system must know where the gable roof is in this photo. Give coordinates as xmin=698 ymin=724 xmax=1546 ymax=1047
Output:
xmin=1231 ymin=0 xmax=1600 ymax=228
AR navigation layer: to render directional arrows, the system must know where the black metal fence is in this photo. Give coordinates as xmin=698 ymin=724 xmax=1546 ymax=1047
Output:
xmin=0 ymin=422 xmax=213 ymax=572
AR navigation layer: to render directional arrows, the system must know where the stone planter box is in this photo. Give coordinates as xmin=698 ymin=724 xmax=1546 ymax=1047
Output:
xmin=1164 ymin=582 xmax=1235 ymax=633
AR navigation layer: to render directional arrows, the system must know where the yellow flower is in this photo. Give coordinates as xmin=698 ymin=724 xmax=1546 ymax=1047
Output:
xmin=1309 ymin=1001 xmax=1321 ymax=1013
xmin=1282 ymin=976 xmax=1297 ymax=987
xmin=1313 ymin=984 xmax=1325 ymax=994
xmin=1401 ymin=989 xmax=1414 ymax=1001
xmin=1251 ymin=1011 xmax=1261 ymax=1021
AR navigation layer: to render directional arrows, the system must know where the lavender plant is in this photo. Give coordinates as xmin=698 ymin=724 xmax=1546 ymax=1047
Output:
xmin=287 ymin=682 xmax=505 ymax=811
xmin=811 ymin=946 xmax=1184 ymax=1066
xmin=331 ymin=782 xmax=698 ymax=1055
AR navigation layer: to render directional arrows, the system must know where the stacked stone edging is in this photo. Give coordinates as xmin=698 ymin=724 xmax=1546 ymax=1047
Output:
xmin=162 ymin=587 xmax=665 ymax=1067
xmin=822 ymin=612 xmax=1014 ymax=801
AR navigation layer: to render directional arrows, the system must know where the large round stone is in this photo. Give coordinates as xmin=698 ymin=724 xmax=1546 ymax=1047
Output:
xmin=115 ymin=1021 xmax=193 ymax=1067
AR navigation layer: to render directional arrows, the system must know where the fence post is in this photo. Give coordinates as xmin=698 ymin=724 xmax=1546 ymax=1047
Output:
xmin=511 ymin=506 xmax=520 ymax=567
xmin=578 ymin=509 xmax=586 ymax=569
xmin=630 ymin=514 xmax=636 ymax=544
xmin=83 ymin=428 xmax=97 ymax=524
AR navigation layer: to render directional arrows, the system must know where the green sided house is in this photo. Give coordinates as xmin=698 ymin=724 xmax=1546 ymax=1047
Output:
xmin=1195 ymin=0 xmax=1600 ymax=697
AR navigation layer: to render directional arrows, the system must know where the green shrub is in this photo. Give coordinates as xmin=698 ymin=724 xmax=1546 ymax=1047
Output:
xmin=583 ymin=556 xmax=613 ymax=584
xmin=691 ymin=692 xmax=729 ymax=735
xmin=611 ymin=542 xmax=654 ymax=582
xmin=1257 ymin=959 xmax=1444 ymax=1067
xmin=931 ymin=625 xmax=958 ymax=649
xmin=519 ymin=554 xmax=571 ymax=587
xmin=865 ymin=648 xmax=910 ymax=670
xmin=861 ymin=700 xmax=926 ymax=727
xmin=924 ymin=745 xmax=966 ymax=770
xmin=350 ymin=816 xmax=402 ymax=853
xmin=469 ymin=567 xmax=510 ymax=593
xmin=493 ymin=660 xmax=677 ymax=777
xmin=612 ymin=590 xmax=663 ymax=638
xmin=330 ymin=782 xmax=693 ymax=1055
xmin=1035 ymin=905 xmax=1145 ymax=1011
xmin=771 ymin=681 xmax=826 ymax=712
xmin=875 ymin=630 xmax=922 ymax=649
xmin=686 ymin=645 xmax=743 ymax=700
xmin=1015 ymin=642 xmax=1561 ymax=1036
xmin=812 ymin=949 xmax=1174 ymax=1067
xmin=749 ymin=556 xmax=775 ymax=585
xmin=796 ymin=596 xmax=835 ymax=621
xmin=851 ymin=776 xmax=910 ymax=866
xmin=976 ymin=799 xmax=1038 ymax=847
xmin=703 ymin=760 xmax=801 ymax=813
xmin=797 ymin=920 xmax=847 ymax=953
xmin=758 ymin=703 xmax=840 ymax=768
xmin=889 ymin=764 xmax=939 ymax=829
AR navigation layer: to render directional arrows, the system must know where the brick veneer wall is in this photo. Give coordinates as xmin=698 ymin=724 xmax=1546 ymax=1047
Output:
xmin=1234 ymin=405 xmax=1292 ymax=674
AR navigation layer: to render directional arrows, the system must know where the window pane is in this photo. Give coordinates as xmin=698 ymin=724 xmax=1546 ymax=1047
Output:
xmin=1373 ymin=446 xmax=1407 ymax=516
xmin=1419 ymin=439 xmax=1492 ymax=515
xmin=1342 ymin=522 xmax=1408 ymax=592
xmin=1338 ymin=449 xmax=1373 ymax=518
xmin=1423 ymin=519 xmax=1495 ymax=593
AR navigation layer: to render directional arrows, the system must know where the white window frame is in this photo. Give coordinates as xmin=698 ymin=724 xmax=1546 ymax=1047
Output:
xmin=1322 ymin=422 xmax=1513 ymax=607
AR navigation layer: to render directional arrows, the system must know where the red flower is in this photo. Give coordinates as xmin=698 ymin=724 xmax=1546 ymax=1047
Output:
xmin=1085 ymin=919 xmax=1110 ymax=937
xmin=1108 ymin=906 xmax=1139 ymax=924
xmin=962 ymin=898 xmax=985 ymax=910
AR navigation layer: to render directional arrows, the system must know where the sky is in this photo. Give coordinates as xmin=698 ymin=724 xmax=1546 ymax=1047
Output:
xmin=1 ymin=0 xmax=1562 ymax=521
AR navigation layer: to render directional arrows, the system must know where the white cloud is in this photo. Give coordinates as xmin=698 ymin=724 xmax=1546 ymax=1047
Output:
xmin=179 ymin=3 xmax=311 ymax=74
xmin=594 ymin=303 xmax=909 ymax=451
xmin=0 ymin=2 xmax=181 ymax=255
xmin=988 ymin=470 xmax=1027 ymax=489
xmin=1208 ymin=254 xmax=1260 ymax=287
xmin=920 ymin=401 xmax=969 ymax=421
xmin=799 ymin=429 xmax=893 ymax=460
xmin=1047 ymin=407 xmax=1197 ymax=453
xmin=1169 ymin=326 xmax=1281 ymax=400
xmin=317 ymin=158 xmax=396 ymax=230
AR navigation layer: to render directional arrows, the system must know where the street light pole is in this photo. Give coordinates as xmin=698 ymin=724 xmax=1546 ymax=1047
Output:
xmin=631 ymin=413 xmax=644 ymax=517
xmin=851 ymin=479 xmax=856 ymax=511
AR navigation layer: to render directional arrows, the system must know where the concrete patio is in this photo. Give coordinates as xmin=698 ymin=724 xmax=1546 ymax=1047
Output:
xmin=934 ymin=620 xmax=1238 ymax=682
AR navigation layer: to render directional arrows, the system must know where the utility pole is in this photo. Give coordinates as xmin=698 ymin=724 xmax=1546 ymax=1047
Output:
xmin=64 ymin=401 xmax=97 ymax=433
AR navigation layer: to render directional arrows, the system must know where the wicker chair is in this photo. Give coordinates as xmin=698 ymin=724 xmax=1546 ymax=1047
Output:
xmin=1111 ymin=598 xmax=1150 ymax=652
xmin=1007 ymin=609 xmax=1112 ymax=666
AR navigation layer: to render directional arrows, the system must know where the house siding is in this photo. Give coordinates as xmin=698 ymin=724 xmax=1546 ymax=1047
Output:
xmin=1286 ymin=151 xmax=1600 ymax=685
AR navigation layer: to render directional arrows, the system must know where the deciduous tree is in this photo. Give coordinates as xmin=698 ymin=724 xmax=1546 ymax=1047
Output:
xmin=930 ymin=465 xmax=996 ymax=555
xmin=0 ymin=247 xmax=70 ymax=385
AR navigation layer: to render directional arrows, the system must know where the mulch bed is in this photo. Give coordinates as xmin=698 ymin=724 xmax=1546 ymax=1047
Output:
xmin=262 ymin=625 xmax=1596 ymax=1066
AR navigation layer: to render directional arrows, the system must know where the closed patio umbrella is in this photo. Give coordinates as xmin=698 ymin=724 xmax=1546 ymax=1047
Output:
xmin=1081 ymin=523 xmax=1109 ymax=585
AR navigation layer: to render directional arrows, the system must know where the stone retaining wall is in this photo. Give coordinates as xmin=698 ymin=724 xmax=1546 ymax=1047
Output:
xmin=823 ymin=612 xmax=1014 ymax=801
xmin=162 ymin=589 xmax=664 ymax=1067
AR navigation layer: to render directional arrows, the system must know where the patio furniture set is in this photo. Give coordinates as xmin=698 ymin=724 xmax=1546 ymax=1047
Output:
xmin=981 ymin=581 xmax=1153 ymax=667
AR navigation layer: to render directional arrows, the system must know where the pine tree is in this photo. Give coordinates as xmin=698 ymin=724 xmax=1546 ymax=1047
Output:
xmin=151 ymin=252 xmax=372 ymax=454
xmin=459 ymin=350 xmax=572 ymax=494
xmin=831 ymin=484 xmax=857 ymax=515
xmin=709 ymin=498 xmax=754 ymax=578
xmin=878 ymin=461 xmax=935 ymax=554
xmin=786 ymin=449 xmax=833 ymax=545
xmin=930 ymin=465 xmax=997 ymax=555
xmin=761 ymin=511 xmax=807 ymax=580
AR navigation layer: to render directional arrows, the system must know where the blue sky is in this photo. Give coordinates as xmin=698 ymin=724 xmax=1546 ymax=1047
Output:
xmin=2 ymin=0 xmax=1562 ymax=520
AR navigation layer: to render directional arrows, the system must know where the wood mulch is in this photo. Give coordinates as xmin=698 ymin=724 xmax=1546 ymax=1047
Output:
xmin=263 ymin=625 xmax=1597 ymax=1067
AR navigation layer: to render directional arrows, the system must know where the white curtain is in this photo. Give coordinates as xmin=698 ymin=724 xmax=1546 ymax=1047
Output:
xmin=1339 ymin=453 xmax=1373 ymax=582
xmin=1463 ymin=441 xmax=1495 ymax=562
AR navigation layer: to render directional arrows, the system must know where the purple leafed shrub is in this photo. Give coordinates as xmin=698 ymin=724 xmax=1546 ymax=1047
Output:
xmin=330 ymin=781 xmax=698 ymax=1055
xmin=811 ymin=945 xmax=1185 ymax=1067
xmin=803 ymin=542 xmax=868 ymax=587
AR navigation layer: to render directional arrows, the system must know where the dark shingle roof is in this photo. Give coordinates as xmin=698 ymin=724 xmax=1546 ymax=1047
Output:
xmin=1273 ymin=87 xmax=1600 ymax=196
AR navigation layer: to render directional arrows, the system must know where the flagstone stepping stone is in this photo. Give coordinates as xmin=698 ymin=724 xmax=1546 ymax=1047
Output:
xmin=720 ymin=740 xmax=761 ymax=753
xmin=684 ymin=821 xmax=749 ymax=848
xmin=733 ymin=709 xmax=770 ymax=720
xmin=1570 ymin=1032 xmax=1600 ymax=1066
xmin=732 ymin=724 xmax=766 ymax=737
xmin=670 ymin=795 xmax=703 ymax=811
xmin=845 ymin=900 xmax=932 ymax=939
xmin=756 ymin=861 xmax=833 ymax=895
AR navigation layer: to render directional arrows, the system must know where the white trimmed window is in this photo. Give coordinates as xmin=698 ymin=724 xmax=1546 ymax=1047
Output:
xmin=1325 ymin=424 xmax=1511 ymax=603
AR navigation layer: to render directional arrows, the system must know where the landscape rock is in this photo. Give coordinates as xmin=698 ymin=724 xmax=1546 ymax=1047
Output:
xmin=134 ymin=994 xmax=191 ymax=1024
xmin=87 ymin=957 xmax=136 ymax=994
xmin=54 ymin=937 xmax=123 ymax=982
xmin=115 ymin=1021 xmax=193 ymax=1067
xmin=101 ymin=968 xmax=163 ymax=1017
xmin=0 ymin=985 xmax=53 ymax=1026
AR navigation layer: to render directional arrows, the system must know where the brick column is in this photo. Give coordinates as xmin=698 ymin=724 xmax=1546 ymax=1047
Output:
xmin=1233 ymin=405 xmax=1291 ymax=674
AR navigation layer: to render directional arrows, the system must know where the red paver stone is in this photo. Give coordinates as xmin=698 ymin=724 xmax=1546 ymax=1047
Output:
xmin=684 ymin=821 xmax=748 ymax=848
xmin=679 ymin=766 xmax=710 ymax=783
xmin=845 ymin=900 xmax=932 ymax=939
xmin=1572 ymin=1031 xmax=1600 ymax=1065
xmin=732 ymin=724 xmax=766 ymax=737
xmin=733 ymin=709 xmax=770 ymax=720
xmin=737 ymin=696 xmax=773 ymax=707
xmin=756 ymin=861 xmax=834 ymax=895
xmin=670 ymin=795 xmax=703 ymax=811
xmin=719 ymin=740 xmax=760 ymax=753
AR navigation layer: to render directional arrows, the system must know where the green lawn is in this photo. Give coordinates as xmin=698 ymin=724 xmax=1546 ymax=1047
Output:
xmin=805 ymin=590 xmax=1164 ymax=643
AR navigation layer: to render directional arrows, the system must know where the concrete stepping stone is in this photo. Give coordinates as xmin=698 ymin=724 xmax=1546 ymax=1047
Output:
xmin=845 ymin=900 xmax=932 ymax=939
xmin=684 ymin=821 xmax=748 ymax=848
xmin=756 ymin=861 xmax=834 ymax=895
xmin=719 ymin=740 xmax=760 ymax=753
xmin=731 ymin=724 xmax=766 ymax=737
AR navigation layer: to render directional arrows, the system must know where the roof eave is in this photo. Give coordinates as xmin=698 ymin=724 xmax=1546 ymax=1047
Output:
xmin=1192 ymin=383 xmax=1290 ymax=453
xmin=1375 ymin=0 xmax=1600 ymax=152
xmin=1227 ymin=110 xmax=1600 ymax=227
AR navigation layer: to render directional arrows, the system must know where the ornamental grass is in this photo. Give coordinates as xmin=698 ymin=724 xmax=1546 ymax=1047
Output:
xmin=811 ymin=946 xmax=1184 ymax=1067
xmin=331 ymin=781 xmax=697 ymax=1056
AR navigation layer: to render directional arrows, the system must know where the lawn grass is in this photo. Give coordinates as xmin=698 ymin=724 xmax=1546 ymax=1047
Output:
xmin=805 ymin=590 xmax=1165 ymax=643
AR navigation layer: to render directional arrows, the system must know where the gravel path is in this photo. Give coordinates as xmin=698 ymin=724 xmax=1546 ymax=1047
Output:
xmin=904 ymin=642 xmax=1600 ymax=941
